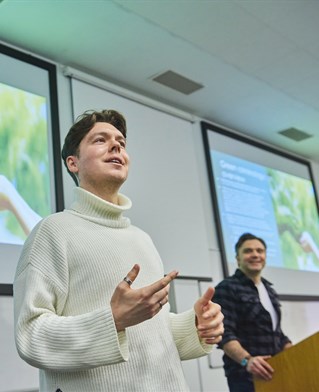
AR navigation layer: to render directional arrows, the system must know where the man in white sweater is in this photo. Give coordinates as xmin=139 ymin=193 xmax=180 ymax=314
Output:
xmin=14 ymin=109 xmax=224 ymax=392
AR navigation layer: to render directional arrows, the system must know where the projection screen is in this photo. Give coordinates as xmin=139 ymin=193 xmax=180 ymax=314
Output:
xmin=202 ymin=121 xmax=319 ymax=298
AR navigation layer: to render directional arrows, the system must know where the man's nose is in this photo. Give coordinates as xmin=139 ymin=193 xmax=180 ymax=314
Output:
xmin=110 ymin=140 xmax=121 ymax=152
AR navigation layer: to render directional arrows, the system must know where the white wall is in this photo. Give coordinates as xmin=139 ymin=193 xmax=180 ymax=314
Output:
xmin=1 ymin=63 xmax=319 ymax=392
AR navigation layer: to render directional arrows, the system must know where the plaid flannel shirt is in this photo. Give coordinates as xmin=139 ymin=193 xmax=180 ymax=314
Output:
xmin=213 ymin=269 xmax=291 ymax=378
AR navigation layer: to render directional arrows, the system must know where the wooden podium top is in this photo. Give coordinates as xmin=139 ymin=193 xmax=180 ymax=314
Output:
xmin=254 ymin=332 xmax=319 ymax=392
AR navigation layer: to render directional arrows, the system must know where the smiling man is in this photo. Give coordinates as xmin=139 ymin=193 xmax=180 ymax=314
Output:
xmin=213 ymin=232 xmax=292 ymax=392
xmin=13 ymin=109 xmax=224 ymax=392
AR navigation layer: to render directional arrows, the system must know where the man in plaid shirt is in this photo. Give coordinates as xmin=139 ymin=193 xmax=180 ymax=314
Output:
xmin=213 ymin=233 xmax=292 ymax=392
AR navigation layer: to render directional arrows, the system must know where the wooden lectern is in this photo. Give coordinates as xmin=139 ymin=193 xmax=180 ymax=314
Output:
xmin=254 ymin=332 xmax=319 ymax=392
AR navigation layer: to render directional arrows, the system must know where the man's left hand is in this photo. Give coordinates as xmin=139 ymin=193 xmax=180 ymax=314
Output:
xmin=194 ymin=287 xmax=224 ymax=344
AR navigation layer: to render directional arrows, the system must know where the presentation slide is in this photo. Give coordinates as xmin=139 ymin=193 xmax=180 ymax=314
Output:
xmin=211 ymin=151 xmax=319 ymax=273
xmin=202 ymin=121 xmax=319 ymax=297
xmin=0 ymin=82 xmax=50 ymax=245
xmin=0 ymin=43 xmax=61 ymax=291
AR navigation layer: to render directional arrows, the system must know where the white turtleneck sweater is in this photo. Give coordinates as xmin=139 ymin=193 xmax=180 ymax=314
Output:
xmin=14 ymin=188 xmax=212 ymax=392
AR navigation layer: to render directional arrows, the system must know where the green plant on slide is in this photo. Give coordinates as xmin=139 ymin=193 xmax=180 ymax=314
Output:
xmin=268 ymin=169 xmax=319 ymax=270
xmin=0 ymin=84 xmax=50 ymax=242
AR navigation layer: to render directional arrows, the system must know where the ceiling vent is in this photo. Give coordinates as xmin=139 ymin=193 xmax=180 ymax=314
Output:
xmin=278 ymin=127 xmax=313 ymax=142
xmin=151 ymin=70 xmax=204 ymax=95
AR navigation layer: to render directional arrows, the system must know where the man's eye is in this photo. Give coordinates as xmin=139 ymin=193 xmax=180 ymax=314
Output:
xmin=94 ymin=138 xmax=104 ymax=143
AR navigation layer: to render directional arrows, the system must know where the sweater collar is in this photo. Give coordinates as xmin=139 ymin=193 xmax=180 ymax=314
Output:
xmin=68 ymin=187 xmax=132 ymax=228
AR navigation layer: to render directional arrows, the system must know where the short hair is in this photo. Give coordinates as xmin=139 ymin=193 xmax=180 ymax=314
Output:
xmin=61 ymin=109 xmax=127 ymax=185
xmin=235 ymin=233 xmax=267 ymax=256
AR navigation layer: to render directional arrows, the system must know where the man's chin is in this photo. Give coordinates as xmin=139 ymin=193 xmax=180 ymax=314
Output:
xmin=248 ymin=265 xmax=263 ymax=273
xmin=106 ymin=173 xmax=128 ymax=184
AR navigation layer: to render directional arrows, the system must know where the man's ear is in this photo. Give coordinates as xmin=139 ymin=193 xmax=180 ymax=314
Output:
xmin=66 ymin=156 xmax=79 ymax=174
xmin=236 ymin=255 xmax=240 ymax=266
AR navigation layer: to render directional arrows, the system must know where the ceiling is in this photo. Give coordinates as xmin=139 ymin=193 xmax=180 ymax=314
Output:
xmin=0 ymin=0 xmax=319 ymax=162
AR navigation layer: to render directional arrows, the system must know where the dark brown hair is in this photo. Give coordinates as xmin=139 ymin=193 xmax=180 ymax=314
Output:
xmin=61 ymin=109 xmax=127 ymax=185
xmin=235 ymin=233 xmax=267 ymax=256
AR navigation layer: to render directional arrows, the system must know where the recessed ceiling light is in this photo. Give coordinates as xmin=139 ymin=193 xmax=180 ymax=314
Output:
xmin=152 ymin=70 xmax=204 ymax=95
xmin=278 ymin=127 xmax=313 ymax=142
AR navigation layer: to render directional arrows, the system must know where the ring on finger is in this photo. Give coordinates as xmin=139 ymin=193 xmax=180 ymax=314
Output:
xmin=123 ymin=276 xmax=133 ymax=286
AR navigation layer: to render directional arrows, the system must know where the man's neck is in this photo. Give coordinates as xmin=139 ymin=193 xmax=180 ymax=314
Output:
xmin=251 ymin=274 xmax=262 ymax=284
xmin=240 ymin=268 xmax=262 ymax=284
xmin=80 ymin=184 xmax=120 ymax=205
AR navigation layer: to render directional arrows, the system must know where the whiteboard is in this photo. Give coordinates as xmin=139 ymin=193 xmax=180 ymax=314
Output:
xmin=67 ymin=78 xmax=214 ymax=278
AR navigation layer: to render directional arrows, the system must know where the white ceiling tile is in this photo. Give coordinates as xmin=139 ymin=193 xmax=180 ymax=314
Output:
xmin=237 ymin=0 xmax=319 ymax=56
xmin=114 ymin=0 xmax=266 ymax=54
xmin=282 ymin=73 xmax=319 ymax=109
xmin=252 ymin=50 xmax=319 ymax=90
xmin=216 ymin=26 xmax=297 ymax=73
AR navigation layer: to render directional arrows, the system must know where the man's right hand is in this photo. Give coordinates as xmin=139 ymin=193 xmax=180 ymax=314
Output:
xmin=110 ymin=264 xmax=178 ymax=331
xmin=246 ymin=355 xmax=274 ymax=381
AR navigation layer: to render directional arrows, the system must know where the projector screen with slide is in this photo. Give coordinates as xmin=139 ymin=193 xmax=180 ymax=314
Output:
xmin=0 ymin=43 xmax=63 ymax=295
xmin=201 ymin=121 xmax=319 ymax=298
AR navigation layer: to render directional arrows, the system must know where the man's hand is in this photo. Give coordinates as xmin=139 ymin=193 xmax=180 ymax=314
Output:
xmin=246 ymin=355 xmax=274 ymax=381
xmin=111 ymin=264 xmax=178 ymax=331
xmin=194 ymin=287 xmax=224 ymax=344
